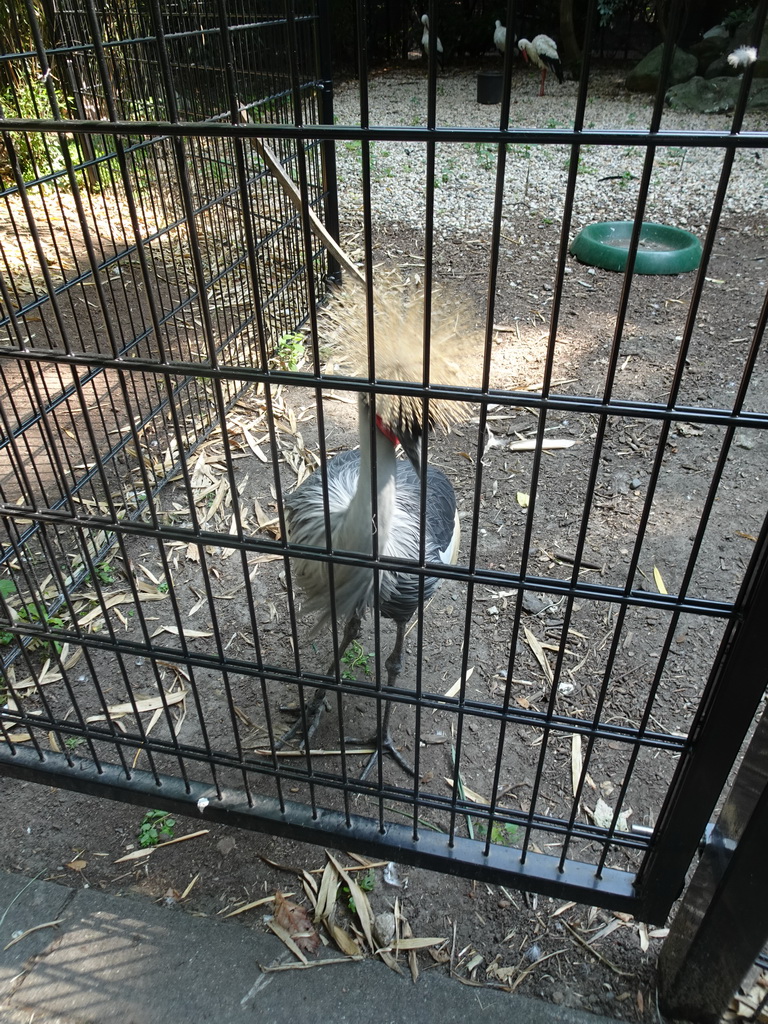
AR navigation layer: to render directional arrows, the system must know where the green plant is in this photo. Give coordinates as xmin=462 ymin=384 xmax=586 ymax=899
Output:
xmin=473 ymin=141 xmax=496 ymax=172
xmin=137 ymin=809 xmax=176 ymax=848
xmin=475 ymin=821 xmax=519 ymax=846
xmin=95 ymin=561 xmax=115 ymax=584
xmin=0 ymin=597 xmax=64 ymax=652
xmin=270 ymin=331 xmax=305 ymax=372
xmin=341 ymin=640 xmax=372 ymax=680
xmin=0 ymin=77 xmax=73 ymax=187
xmin=64 ymin=736 xmax=85 ymax=751
xmin=340 ymin=867 xmax=375 ymax=912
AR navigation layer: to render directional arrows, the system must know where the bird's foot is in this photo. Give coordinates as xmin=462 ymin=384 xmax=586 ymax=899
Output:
xmin=275 ymin=688 xmax=328 ymax=751
xmin=345 ymin=729 xmax=414 ymax=781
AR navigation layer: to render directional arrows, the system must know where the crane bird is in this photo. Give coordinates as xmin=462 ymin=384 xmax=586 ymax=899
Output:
xmin=421 ymin=14 xmax=444 ymax=68
xmin=517 ymin=35 xmax=563 ymax=96
xmin=493 ymin=20 xmax=506 ymax=54
xmin=280 ymin=283 xmax=467 ymax=779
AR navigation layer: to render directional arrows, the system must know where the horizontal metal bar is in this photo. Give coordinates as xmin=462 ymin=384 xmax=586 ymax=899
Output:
xmin=0 ymin=507 xmax=737 ymax=621
xmin=0 ymin=745 xmax=642 ymax=914
xmin=2 ymin=118 xmax=768 ymax=150
xmin=2 ymin=348 xmax=767 ymax=433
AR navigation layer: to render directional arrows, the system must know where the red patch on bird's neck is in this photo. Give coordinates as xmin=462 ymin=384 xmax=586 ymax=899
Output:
xmin=375 ymin=414 xmax=400 ymax=446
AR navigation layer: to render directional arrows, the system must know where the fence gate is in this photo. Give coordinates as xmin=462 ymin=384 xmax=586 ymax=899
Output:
xmin=2 ymin=0 xmax=768 ymax=928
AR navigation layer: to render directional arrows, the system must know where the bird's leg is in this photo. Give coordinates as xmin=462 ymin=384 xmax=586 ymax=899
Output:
xmin=275 ymin=615 xmax=361 ymax=752
xmin=346 ymin=618 xmax=414 ymax=780
xmin=539 ymin=68 xmax=546 ymax=96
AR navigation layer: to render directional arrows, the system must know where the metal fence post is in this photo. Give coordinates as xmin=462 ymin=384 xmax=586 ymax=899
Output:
xmin=658 ymin=698 xmax=768 ymax=1022
xmin=316 ymin=0 xmax=341 ymax=283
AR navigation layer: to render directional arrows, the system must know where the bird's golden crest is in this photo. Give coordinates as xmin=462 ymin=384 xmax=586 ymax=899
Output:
xmin=321 ymin=271 xmax=480 ymax=434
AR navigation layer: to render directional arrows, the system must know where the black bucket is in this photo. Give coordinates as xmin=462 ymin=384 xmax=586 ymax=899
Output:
xmin=477 ymin=71 xmax=503 ymax=104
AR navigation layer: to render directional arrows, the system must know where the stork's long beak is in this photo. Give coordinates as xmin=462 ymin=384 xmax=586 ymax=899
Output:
xmin=399 ymin=430 xmax=424 ymax=478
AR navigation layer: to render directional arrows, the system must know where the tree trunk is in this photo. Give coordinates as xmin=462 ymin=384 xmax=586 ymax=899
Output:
xmin=559 ymin=0 xmax=582 ymax=75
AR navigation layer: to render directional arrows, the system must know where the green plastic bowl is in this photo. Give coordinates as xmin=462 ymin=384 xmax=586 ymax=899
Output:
xmin=570 ymin=221 xmax=702 ymax=275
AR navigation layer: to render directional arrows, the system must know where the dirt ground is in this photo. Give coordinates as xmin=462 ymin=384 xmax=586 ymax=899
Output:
xmin=2 ymin=69 xmax=768 ymax=1024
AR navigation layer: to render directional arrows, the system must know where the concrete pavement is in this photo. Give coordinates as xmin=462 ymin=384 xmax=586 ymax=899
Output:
xmin=0 ymin=869 xmax=625 ymax=1024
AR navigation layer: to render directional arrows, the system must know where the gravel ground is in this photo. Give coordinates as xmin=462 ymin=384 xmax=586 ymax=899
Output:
xmin=331 ymin=65 xmax=768 ymax=239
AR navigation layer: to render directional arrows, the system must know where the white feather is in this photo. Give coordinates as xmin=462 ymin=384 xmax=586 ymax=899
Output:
xmin=727 ymin=46 xmax=758 ymax=69
xmin=493 ymin=20 xmax=506 ymax=54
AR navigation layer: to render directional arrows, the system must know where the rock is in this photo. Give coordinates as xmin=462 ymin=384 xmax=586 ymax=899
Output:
xmin=666 ymin=75 xmax=768 ymax=113
xmin=689 ymin=37 xmax=728 ymax=75
xmin=626 ymin=44 xmax=698 ymax=93
xmin=373 ymin=911 xmax=396 ymax=948
xmin=217 ymin=836 xmax=236 ymax=855
xmin=702 ymin=24 xmax=729 ymax=44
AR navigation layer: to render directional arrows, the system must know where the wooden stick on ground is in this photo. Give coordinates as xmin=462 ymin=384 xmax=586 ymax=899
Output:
xmin=237 ymin=107 xmax=365 ymax=287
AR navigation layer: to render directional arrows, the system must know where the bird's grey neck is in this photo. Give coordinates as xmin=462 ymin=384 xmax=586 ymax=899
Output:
xmin=336 ymin=397 xmax=397 ymax=555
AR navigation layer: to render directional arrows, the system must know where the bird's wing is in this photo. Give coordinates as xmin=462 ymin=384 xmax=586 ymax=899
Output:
xmin=532 ymin=35 xmax=563 ymax=79
xmin=379 ymin=461 xmax=457 ymax=621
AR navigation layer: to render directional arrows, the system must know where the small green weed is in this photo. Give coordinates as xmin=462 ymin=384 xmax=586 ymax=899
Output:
xmin=95 ymin=561 xmax=116 ymax=584
xmin=138 ymin=809 xmax=176 ymax=848
xmin=475 ymin=821 xmax=519 ymax=846
xmin=341 ymin=640 xmax=372 ymax=680
xmin=65 ymin=736 xmax=86 ymax=751
xmin=0 ymin=600 xmax=64 ymax=652
xmin=474 ymin=141 xmax=496 ymax=172
xmin=271 ymin=331 xmax=305 ymax=372
xmin=340 ymin=867 xmax=375 ymax=913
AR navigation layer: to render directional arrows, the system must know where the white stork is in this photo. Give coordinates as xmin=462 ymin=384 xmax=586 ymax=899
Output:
xmin=421 ymin=14 xmax=444 ymax=68
xmin=493 ymin=20 xmax=506 ymax=54
xmin=517 ymin=34 xmax=564 ymax=96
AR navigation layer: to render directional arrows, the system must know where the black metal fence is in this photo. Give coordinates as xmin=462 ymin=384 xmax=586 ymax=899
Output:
xmin=2 ymin=0 xmax=768 ymax=932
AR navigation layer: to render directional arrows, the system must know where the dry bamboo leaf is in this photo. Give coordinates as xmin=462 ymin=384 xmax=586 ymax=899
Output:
xmin=653 ymin=566 xmax=667 ymax=595
xmin=150 ymin=625 xmax=213 ymax=639
xmin=389 ymin=936 xmax=447 ymax=950
xmin=326 ymin=921 xmax=361 ymax=957
xmin=523 ymin=626 xmax=554 ymax=685
xmin=444 ymin=779 xmax=488 ymax=804
xmin=443 ymin=667 xmax=474 ymax=699
xmin=77 ymin=590 xmax=167 ymax=627
xmin=242 ymin=426 xmax=269 ymax=462
xmin=326 ymin=853 xmax=374 ymax=952
xmin=509 ymin=438 xmax=576 ymax=451
xmin=314 ymin=861 xmax=340 ymax=923
xmin=552 ymin=901 xmax=577 ymax=918
xmin=274 ymin=891 xmax=321 ymax=955
xmin=222 ymin=894 xmax=279 ymax=918
xmin=571 ymin=733 xmax=582 ymax=797
xmin=266 ymin=917 xmax=309 ymax=964
xmin=181 ymin=874 xmax=200 ymax=900
xmin=113 ymin=829 xmax=209 ymax=863
xmin=85 ymin=689 xmax=185 ymax=723
xmin=259 ymin=956 xmax=358 ymax=972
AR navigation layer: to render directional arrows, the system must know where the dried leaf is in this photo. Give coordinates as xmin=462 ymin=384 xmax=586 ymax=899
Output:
xmin=653 ymin=566 xmax=667 ymax=595
xmin=66 ymin=859 xmax=87 ymax=871
xmin=274 ymin=891 xmax=321 ymax=955
xmin=509 ymin=438 xmax=576 ymax=451
xmin=571 ymin=733 xmax=582 ymax=796
xmin=516 ymin=491 xmax=530 ymax=507
xmin=523 ymin=626 xmax=554 ymax=685
xmin=443 ymin=667 xmax=474 ymax=699
xmin=326 ymin=853 xmax=374 ymax=952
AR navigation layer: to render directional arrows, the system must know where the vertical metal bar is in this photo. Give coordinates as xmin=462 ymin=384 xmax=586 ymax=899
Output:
xmin=658 ymin=701 xmax=768 ymax=1020
xmin=638 ymin=513 xmax=768 ymax=922
xmin=315 ymin=0 xmax=341 ymax=283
